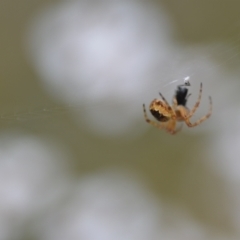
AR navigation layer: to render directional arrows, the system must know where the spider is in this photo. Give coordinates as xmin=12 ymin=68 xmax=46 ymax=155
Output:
xmin=143 ymin=83 xmax=212 ymax=134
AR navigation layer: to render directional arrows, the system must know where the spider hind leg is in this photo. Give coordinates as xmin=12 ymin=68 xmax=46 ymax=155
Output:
xmin=184 ymin=96 xmax=212 ymax=127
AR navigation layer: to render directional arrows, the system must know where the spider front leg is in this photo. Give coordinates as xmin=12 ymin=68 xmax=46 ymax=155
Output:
xmin=187 ymin=83 xmax=203 ymax=118
xmin=183 ymin=96 xmax=212 ymax=127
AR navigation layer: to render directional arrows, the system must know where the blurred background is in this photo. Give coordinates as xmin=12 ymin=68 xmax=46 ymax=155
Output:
xmin=1 ymin=0 xmax=240 ymax=239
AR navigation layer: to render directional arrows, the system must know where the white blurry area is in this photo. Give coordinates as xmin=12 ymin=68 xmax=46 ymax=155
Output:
xmin=0 ymin=135 xmax=225 ymax=240
xmin=33 ymin=171 xmax=230 ymax=240
xmin=27 ymin=0 xmax=176 ymax=136
xmin=0 ymin=134 xmax=69 ymax=240
xmin=35 ymin=171 xmax=162 ymax=240
xmin=26 ymin=0 xmax=240 ymax=139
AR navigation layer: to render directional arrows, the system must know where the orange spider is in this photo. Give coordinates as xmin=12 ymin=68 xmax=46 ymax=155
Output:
xmin=143 ymin=83 xmax=212 ymax=134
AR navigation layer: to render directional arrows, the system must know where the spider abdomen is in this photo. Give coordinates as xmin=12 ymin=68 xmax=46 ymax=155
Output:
xmin=149 ymin=99 xmax=171 ymax=122
xmin=150 ymin=109 xmax=169 ymax=122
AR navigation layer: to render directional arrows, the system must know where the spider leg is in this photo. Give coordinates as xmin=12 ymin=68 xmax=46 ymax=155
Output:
xmin=183 ymin=96 xmax=212 ymax=127
xmin=187 ymin=83 xmax=202 ymax=118
xmin=143 ymin=104 xmax=167 ymax=130
xmin=159 ymin=92 xmax=170 ymax=106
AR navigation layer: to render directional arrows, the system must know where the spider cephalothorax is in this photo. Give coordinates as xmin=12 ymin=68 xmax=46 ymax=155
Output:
xmin=143 ymin=83 xmax=212 ymax=135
